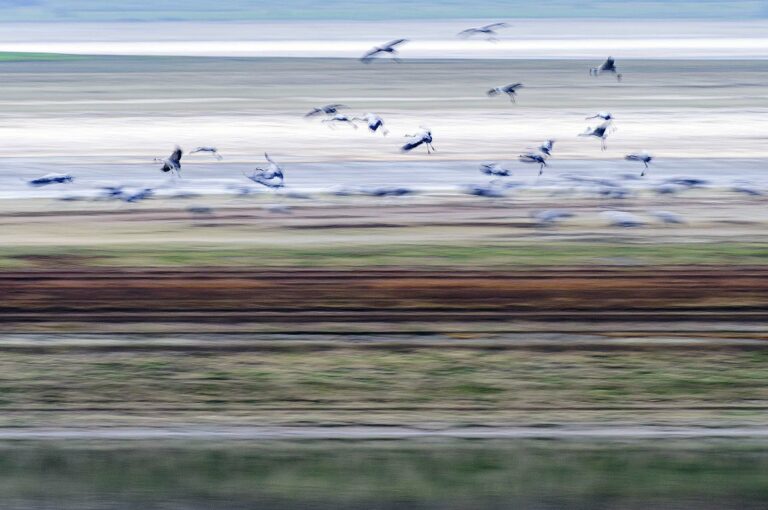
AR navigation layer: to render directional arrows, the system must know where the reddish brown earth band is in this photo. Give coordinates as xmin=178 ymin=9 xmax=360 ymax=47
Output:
xmin=1 ymin=267 xmax=766 ymax=328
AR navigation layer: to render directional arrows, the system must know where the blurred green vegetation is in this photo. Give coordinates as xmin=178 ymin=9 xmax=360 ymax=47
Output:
xmin=1 ymin=241 xmax=767 ymax=268
xmin=0 ymin=439 xmax=767 ymax=507
xmin=0 ymin=52 xmax=85 ymax=62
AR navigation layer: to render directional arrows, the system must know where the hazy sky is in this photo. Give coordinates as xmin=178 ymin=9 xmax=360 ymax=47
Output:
xmin=0 ymin=0 xmax=766 ymax=21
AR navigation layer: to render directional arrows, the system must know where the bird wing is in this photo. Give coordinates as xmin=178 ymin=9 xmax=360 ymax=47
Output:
xmin=401 ymin=139 xmax=425 ymax=152
xmin=169 ymin=147 xmax=182 ymax=165
xmin=361 ymin=48 xmax=383 ymax=61
xmin=482 ymin=22 xmax=508 ymax=30
xmin=457 ymin=28 xmax=479 ymax=37
xmin=305 ymin=108 xmax=322 ymax=117
xmin=384 ymin=39 xmax=408 ymax=48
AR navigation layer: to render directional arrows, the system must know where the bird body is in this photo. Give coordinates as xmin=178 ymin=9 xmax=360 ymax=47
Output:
xmin=305 ymin=104 xmax=347 ymax=118
xmin=519 ymin=152 xmax=548 ymax=175
xmin=401 ymin=128 xmax=435 ymax=154
xmin=487 ymin=83 xmax=523 ymax=102
xmin=190 ymin=146 xmax=223 ymax=160
xmin=122 ymin=188 xmax=154 ymax=203
xmin=155 ymin=146 xmax=183 ymax=175
xmin=28 ymin=173 xmax=73 ymax=187
xmin=579 ymin=121 xmax=612 ymax=150
xmin=538 ymin=139 xmax=555 ymax=156
xmin=322 ymin=113 xmax=358 ymax=129
xmin=531 ymin=209 xmax=574 ymax=225
xmin=361 ymin=39 xmax=408 ymax=63
xmin=458 ymin=22 xmax=508 ymax=40
xmin=625 ymin=152 xmax=653 ymax=175
xmin=601 ymin=210 xmax=645 ymax=227
xmin=355 ymin=113 xmax=389 ymax=135
xmin=590 ymin=57 xmax=623 ymax=81
xmin=480 ymin=162 xmax=511 ymax=177
xmin=245 ymin=153 xmax=285 ymax=189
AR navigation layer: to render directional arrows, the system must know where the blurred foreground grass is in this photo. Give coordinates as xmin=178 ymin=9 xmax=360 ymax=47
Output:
xmin=1 ymin=347 xmax=768 ymax=426
xmin=1 ymin=440 xmax=768 ymax=508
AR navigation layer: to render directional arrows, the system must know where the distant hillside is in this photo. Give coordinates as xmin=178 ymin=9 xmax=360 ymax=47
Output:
xmin=0 ymin=0 xmax=764 ymax=21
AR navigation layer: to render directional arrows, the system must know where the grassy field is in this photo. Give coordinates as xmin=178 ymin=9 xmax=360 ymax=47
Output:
xmin=0 ymin=345 xmax=767 ymax=427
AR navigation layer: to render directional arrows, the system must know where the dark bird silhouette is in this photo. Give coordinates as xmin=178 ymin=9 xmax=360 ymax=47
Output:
xmin=625 ymin=152 xmax=653 ymax=176
xmin=28 ymin=173 xmax=73 ymax=187
xmin=579 ymin=121 xmax=611 ymax=150
xmin=154 ymin=146 xmax=183 ymax=175
xmin=305 ymin=104 xmax=347 ymax=118
xmin=519 ymin=152 xmax=548 ymax=175
xmin=487 ymin=83 xmax=523 ymax=103
xmin=590 ymin=56 xmax=623 ymax=81
xmin=458 ymin=22 xmax=509 ymax=40
xmin=361 ymin=39 xmax=409 ymax=63
xmin=538 ymin=139 xmax=555 ymax=156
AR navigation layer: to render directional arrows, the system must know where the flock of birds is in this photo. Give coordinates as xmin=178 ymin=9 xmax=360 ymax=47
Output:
xmin=23 ymin=22 xmax=757 ymax=226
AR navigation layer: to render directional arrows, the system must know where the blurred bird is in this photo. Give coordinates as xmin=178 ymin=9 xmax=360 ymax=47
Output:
xmin=28 ymin=173 xmax=73 ymax=187
xmin=651 ymin=210 xmax=685 ymax=224
xmin=731 ymin=182 xmax=764 ymax=196
xmin=99 ymin=185 xmax=125 ymax=199
xmin=305 ymin=104 xmax=347 ymax=118
xmin=625 ymin=152 xmax=653 ymax=176
xmin=480 ymin=162 xmax=511 ymax=177
xmin=122 ymin=188 xmax=154 ymax=203
xmin=538 ymin=139 xmax=556 ymax=156
xmin=487 ymin=83 xmax=523 ymax=103
xmin=519 ymin=152 xmax=548 ymax=175
xmin=190 ymin=146 xmax=223 ymax=160
xmin=401 ymin=127 xmax=435 ymax=154
xmin=322 ymin=113 xmax=359 ymax=129
xmin=245 ymin=153 xmax=285 ymax=189
xmin=590 ymin=56 xmax=623 ymax=81
xmin=365 ymin=187 xmax=414 ymax=197
xmin=531 ymin=209 xmax=574 ymax=226
xmin=154 ymin=146 xmax=183 ymax=175
xmin=354 ymin=113 xmax=389 ymax=135
xmin=665 ymin=177 xmax=709 ymax=188
xmin=361 ymin=39 xmax=409 ymax=63
xmin=579 ymin=121 xmax=611 ymax=150
xmin=458 ymin=22 xmax=509 ymax=40
xmin=587 ymin=112 xmax=614 ymax=121
xmin=601 ymin=210 xmax=644 ymax=227
xmin=464 ymin=183 xmax=507 ymax=198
